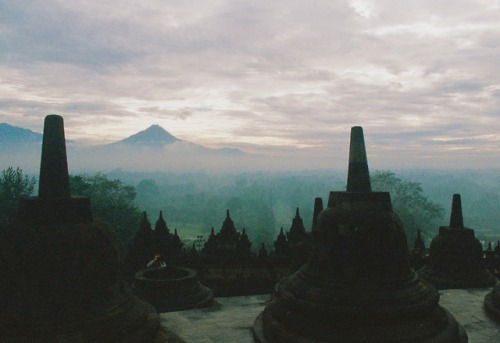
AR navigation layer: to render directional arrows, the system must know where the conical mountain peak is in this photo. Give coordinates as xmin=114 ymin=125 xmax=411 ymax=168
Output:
xmin=116 ymin=124 xmax=180 ymax=145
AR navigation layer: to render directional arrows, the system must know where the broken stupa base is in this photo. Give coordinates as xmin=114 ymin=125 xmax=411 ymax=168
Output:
xmin=133 ymin=265 xmax=214 ymax=312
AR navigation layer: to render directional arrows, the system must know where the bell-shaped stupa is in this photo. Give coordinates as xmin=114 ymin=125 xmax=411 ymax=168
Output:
xmin=419 ymin=194 xmax=496 ymax=289
xmin=253 ymin=126 xmax=467 ymax=342
xmin=0 ymin=115 xmax=166 ymax=342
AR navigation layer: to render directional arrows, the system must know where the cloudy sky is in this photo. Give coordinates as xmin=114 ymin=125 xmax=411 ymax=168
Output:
xmin=1 ymin=0 xmax=499 ymax=169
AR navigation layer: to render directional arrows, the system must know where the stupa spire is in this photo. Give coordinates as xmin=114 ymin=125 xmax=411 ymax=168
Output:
xmin=155 ymin=210 xmax=168 ymax=233
xmin=139 ymin=211 xmax=152 ymax=233
xmin=38 ymin=114 xmax=70 ymax=199
xmin=18 ymin=114 xmax=92 ymax=225
xmin=449 ymin=194 xmax=464 ymax=229
xmin=346 ymin=126 xmax=371 ymax=192
xmin=311 ymin=197 xmax=323 ymax=231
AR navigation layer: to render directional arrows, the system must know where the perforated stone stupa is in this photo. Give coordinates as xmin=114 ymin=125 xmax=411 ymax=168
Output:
xmin=253 ymin=126 xmax=467 ymax=342
xmin=0 ymin=115 xmax=166 ymax=342
xmin=419 ymin=194 xmax=496 ymax=289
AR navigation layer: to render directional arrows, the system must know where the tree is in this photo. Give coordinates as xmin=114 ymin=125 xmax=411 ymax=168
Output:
xmin=0 ymin=167 xmax=36 ymax=226
xmin=69 ymin=173 xmax=142 ymax=254
xmin=371 ymin=170 xmax=444 ymax=247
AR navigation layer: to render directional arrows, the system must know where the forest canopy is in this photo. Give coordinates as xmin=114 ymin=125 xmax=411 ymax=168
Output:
xmin=0 ymin=167 xmax=36 ymax=226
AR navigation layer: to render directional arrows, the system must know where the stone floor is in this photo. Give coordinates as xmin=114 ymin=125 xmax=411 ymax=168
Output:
xmin=440 ymin=288 xmax=500 ymax=342
xmin=160 ymin=288 xmax=500 ymax=343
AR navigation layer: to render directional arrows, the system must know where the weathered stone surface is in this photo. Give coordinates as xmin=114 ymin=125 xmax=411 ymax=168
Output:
xmin=419 ymin=194 xmax=496 ymax=289
xmin=253 ymin=126 xmax=467 ymax=342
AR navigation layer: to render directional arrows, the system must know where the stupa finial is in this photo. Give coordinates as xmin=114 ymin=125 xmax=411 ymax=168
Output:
xmin=346 ymin=126 xmax=371 ymax=192
xmin=311 ymin=197 xmax=323 ymax=231
xmin=38 ymin=114 xmax=70 ymax=199
xmin=449 ymin=194 xmax=464 ymax=229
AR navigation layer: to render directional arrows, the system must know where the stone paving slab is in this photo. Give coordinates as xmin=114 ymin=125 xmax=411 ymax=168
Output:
xmin=440 ymin=288 xmax=500 ymax=343
xmin=160 ymin=295 xmax=268 ymax=343
xmin=160 ymin=289 xmax=500 ymax=343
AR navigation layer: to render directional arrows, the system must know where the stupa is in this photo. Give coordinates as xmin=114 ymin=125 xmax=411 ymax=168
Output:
xmin=253 ymin=126 xmax=467 ymax=342
xmin=274 ymin=227 xmax=289 ymax=256
xmin=409 ymin=229 xmax=428 ymax=270
xmin=287 ymin=207 xmax=307 ymax=244
xmin=418 ymin=194 xmax=496 ymax=289
xmin=0 ymin=115 xmax=166 ymax=342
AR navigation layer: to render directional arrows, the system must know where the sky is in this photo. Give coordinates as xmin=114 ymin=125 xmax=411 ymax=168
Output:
xmin=0 ymin=0 xmax=499 ymax=169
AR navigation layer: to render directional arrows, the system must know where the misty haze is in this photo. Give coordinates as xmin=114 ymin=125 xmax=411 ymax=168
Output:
xmin=0 ymin=120 xmax=498 ymax=254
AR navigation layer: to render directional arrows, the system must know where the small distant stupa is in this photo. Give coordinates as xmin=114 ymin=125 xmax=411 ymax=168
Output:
xmin=418 ymin=194 xmax=496 ymax=289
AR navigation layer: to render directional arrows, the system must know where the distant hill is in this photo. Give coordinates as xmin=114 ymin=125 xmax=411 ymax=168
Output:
xmin=106 ymin=124 xmax=245 ymax=156
xmin=0 ymin=122 xmax=250 ymax=172
xmin=0 ymin=123 xmax=42 ymax=145
xmin=111 ymin=125 xmax=180 ymax=146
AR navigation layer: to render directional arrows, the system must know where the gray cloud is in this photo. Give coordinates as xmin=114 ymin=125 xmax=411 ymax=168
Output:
xmin=0 ymin=0 xmax=499 ymax=168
